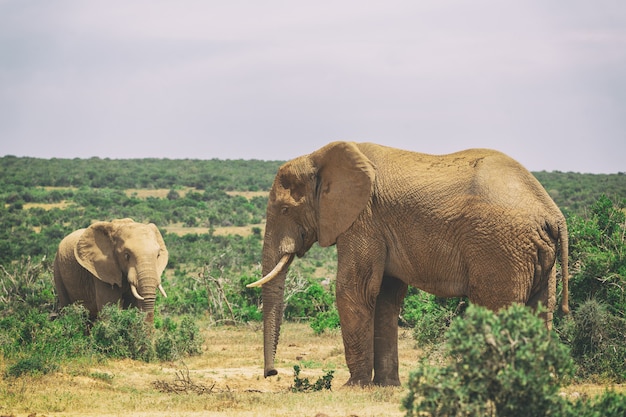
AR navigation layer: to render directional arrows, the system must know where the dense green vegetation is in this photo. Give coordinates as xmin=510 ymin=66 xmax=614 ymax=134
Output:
xmin=404 ymin=304 xmax=626 ymax=417
xmin=1 ymin=156 xmax=625 ymax=412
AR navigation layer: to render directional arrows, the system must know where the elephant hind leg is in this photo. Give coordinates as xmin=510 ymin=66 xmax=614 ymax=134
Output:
xmin=53 ymin=260 xmax=72 ymax=311
xmin=373 ymin=275 xmax=407 ymax=386
xmin=526 ymin=263 xmax=557 ymax=329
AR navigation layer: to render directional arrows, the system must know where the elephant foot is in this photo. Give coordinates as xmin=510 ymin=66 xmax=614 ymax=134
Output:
xmin=372 ymin=376 xmax=402 ymax=387
xmin=343 ymin=376 xmax=372 ymax=387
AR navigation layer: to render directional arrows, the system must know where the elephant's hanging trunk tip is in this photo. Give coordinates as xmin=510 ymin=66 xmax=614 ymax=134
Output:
xmin=247 ymin=253 xmax=293 ymax=287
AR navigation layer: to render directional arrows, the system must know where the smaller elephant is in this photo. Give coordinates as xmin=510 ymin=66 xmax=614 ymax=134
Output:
xmin=53 ymin=218 xmax=168 ymax=323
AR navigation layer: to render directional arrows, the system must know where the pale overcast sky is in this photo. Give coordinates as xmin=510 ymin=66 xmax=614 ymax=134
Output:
xmin=1 ymin=1 xmax=625 ymax=173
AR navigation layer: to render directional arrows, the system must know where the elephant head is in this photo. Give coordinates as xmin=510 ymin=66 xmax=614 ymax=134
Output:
xmin=248 ymin=142 xmax=376 ymax=378
xmin=74 ymin=218 xmax=168 ymax=322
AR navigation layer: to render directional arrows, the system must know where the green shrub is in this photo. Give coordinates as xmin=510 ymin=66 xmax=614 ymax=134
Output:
xmin=5 ymin=355 xmax=58 ymax=378
xmin=403 ymin=304 xmax=574 ymax=417
xmin=90 ymin=306 xmax=155 ymax=362
xmin=284 ymin=280 xmax=335 ymax=320
xmin=567 ymin=195 xmax=626 ymax=316
xmin=402 ymin=289 xmax=464 ymax=345
xmin=0 ymin=256 xmax=55 ymax=316
xmin=155 ymin=316 xmax=204 ymax=361
xmin=563 ymin=298 xmax=626 ymax=382
xmin=310 ymin=308 xmax=340 ymax=335
xmin=567 ymin=390 xmax=626 ymax=417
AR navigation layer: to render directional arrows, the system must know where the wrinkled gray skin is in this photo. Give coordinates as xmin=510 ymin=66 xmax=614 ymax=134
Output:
xmin=53 ymin=218 xmax=168 ymax=323
xmin=258 ymin=141 xmax=569 ymax=387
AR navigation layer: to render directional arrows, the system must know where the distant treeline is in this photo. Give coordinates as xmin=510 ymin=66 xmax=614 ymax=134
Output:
xmin=0 ymin=156 xmax=283 ymax=191
xmin=533 ymin=170 xmax=626 ymax=213
xmin=1 ymin=156 xmax=624 ymax=213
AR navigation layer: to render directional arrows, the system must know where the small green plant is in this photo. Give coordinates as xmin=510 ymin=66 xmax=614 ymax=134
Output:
xmin=90 ymin=371 xmax=115 ymax=383
xmin=403 ymin=304 xmax=574 ymax=417
xmin=290 ymin=365 xmax=334 ymax=392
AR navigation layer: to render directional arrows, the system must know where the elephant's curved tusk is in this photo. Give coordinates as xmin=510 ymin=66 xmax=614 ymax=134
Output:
xmin=246 ymin=253 xmax=294 ymax=288
xmin=131 ymin=284 xmax=145 ymax=301
xmin=158 ymin=284 xmax=168 ymax=298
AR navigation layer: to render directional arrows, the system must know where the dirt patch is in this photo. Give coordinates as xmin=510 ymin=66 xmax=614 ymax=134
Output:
xmin=163 ymin=223 xmax=265 ymax=237
xmin=125 ymin=188 xmax=196 ymax=199
xmin=225 ymin=191 xmax=268 ymax=199
xmin=22 ymin=201 xmax=73 ymax=210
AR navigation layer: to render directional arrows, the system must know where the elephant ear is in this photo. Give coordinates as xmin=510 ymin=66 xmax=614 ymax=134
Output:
xmin=149 ymin=223 xmax=169 ymax=277
xmin=74 ymin=221 xmax=123 ymax=286
xmin=312 ymin=141 xmax=376 ymax=247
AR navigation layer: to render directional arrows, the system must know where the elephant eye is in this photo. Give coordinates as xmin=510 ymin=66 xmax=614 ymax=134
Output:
xmin=281 ymin=206 xmax=289 ymax=215
xmin=124 ymin=252 xmax=131 ymax=261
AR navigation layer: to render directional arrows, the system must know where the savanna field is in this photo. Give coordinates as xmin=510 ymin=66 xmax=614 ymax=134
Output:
xmin=1 ymin=157 xmax=625 ymax=416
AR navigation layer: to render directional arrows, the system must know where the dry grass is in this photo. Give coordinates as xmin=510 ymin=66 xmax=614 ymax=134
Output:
xmin=1 ymin=323 xmax=624 ymax=417
xmin=0 ymin=323 xmax=416 ymax=417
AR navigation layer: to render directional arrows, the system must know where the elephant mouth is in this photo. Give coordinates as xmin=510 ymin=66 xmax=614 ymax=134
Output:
xmin=246 ymin=253 xmax=294 ymax=288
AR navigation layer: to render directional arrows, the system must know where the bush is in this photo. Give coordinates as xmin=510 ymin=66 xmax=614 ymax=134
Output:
xmin=90 ymin=306 xmax=155 ymax=362
xmin=567 ymin=195 xmax=626 ymax=315
xmin=284 ymin=280 xmax=335 ymax=320
xmin=310 ymin=308 xmax=340 ymax=335
xmin=2 ymin=304 xmax=92 ymax=377
xmin=0 ymin=256 xmax=55 ymax=316
xmin=5 ymin=355 xmax=58 ymax=378
xmin=402 ymin=289 xmax=464 ymax=344
xmin=567 ymin=390 xmax=626 ymax=417
xmin=155 ymin=316 xmax=204 ymax=361
xmin=403 ymin=304 xmax=574 ymax=417
xmin=563 ymin=298 xmax=626 ymax=382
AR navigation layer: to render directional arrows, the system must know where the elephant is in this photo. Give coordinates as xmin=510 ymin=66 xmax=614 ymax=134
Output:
xmin=53 ymin=218 xmax=168 ymax=323
xmin=247 ymin=141 xmax=569 ymax=387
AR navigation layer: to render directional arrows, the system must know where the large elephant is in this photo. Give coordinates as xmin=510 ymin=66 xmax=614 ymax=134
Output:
xmin=248 ymin=141 xmax=569 ymax=387
xmin=53 ymin=218 xmax=168 ymax=323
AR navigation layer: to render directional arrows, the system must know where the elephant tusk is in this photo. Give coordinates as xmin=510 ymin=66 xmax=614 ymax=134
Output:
xmin=131 ymin=284 xmax=145 ymax=301
xmin=247 ymin=253 xmax=294 ymax=288
xmin=158 ymin=284 xmax=168 ymax=298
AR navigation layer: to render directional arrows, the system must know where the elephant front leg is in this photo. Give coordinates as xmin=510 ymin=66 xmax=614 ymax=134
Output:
xmin=373 ymin=276 xmax=407 ymax=386
xmin=337 ymin=291 xmax=375 ymax=386
xmin=335 ymin=238 xmax=387 ymax=386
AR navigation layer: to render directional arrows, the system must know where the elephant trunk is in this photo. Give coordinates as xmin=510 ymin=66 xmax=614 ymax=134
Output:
xmin=261 ymin=270 xmax=287 ymax=377
xmin=260 ymin=249 xmax=295 ymax=377
xmin=132 ymin=263 xmax=159 ymax=324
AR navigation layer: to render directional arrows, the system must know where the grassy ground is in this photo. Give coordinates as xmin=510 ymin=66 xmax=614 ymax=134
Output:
xmin=0 ymin=323 xmax=416 ymax=417
xmin=1 ymin=322 xmax=625 ymax=417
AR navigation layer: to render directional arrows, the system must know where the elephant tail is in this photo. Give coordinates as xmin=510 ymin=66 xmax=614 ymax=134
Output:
xmin=558 ymin=219 xmax=570 ymax=315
